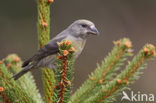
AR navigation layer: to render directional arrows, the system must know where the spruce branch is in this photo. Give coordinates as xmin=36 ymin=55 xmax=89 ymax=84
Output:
xmin=36 ymin=0 xmax=55 ymax=102
xmin=42 ymin=68 xmax=55 ymax=103
xmin=69 ymin=38 xmax=133 ymax=103
xmin=4 ymin=54 xmax=43 ymax=103
xmin=0 ymin=59 xmax=35 ymax=103
xmin=0 ymin=86 xmax=12 ymax=103
xmin=83 ymin=44 xmax=156 ymax=103
xmin=53 ymin=40 xmax=75 ymax=103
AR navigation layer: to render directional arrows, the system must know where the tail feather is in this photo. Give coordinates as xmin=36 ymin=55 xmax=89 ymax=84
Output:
xmin=12 ymin=65 xmax=33 ymax=80
xmin=22 ymin=60 xmax=30 ymax=67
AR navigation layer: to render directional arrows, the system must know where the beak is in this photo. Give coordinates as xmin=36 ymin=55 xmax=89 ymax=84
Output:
xmin=89 ymin=25 xmax=99 ymax=35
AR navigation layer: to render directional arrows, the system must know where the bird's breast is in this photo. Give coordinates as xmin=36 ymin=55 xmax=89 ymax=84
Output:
xmin=64 ymin=36 xmax=86 ymax=58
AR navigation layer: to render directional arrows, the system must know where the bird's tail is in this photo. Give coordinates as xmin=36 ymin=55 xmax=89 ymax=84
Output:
xmin=12 ymin=65 xmax=33 ymax=80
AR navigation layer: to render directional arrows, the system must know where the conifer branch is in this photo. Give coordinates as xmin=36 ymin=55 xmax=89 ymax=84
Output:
xmin=0 ymin=88 xmax=11 ymax=103
xmin=5 ymin=54 xmax=43 ymax=103
xmin=42 ymin=68 xmax=55 ymax=103
xmin=69 ymin=38 xmax=133 ymax=103
xmin=0 ymin=59 xmax=36 ymax=103
xmin=82 ymin=44 xmax=156 ymax=103
xmin=36 ymin=0 xmax=55 ymax=102
xmin=53 ymin=40 xmax=75 ymax=103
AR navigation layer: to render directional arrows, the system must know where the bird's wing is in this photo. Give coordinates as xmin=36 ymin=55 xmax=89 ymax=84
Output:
xmin=22 ymin=35 xmax=66 ymax=67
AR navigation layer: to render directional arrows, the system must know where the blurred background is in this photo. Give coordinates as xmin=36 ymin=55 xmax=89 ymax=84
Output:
xmin=0 ymin=0 xmax=156 ymax=102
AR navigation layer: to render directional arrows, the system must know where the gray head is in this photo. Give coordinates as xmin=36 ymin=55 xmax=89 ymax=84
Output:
xmin=68 ymin=19 xmax=99 ymax=39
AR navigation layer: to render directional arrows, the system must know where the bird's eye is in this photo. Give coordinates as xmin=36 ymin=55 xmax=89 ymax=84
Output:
xmin=81 ymin=24 xmax=87 ymax=28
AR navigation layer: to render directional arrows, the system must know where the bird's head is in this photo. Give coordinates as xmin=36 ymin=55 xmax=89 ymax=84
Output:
xmin=68 ymin=19 xmax=99 ymax=39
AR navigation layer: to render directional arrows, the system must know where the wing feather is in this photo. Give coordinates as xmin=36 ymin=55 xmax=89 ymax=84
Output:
xmin=22 ymin=35 xmax=66 ymax=67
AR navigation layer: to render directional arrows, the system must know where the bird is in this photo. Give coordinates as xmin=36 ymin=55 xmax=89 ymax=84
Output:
xmin=12 ymin=19 xmax=99 ymax=80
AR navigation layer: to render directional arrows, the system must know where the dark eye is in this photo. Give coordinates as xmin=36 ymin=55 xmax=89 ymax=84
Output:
xmin=81 ymin=24 xmax=88 ymax=28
